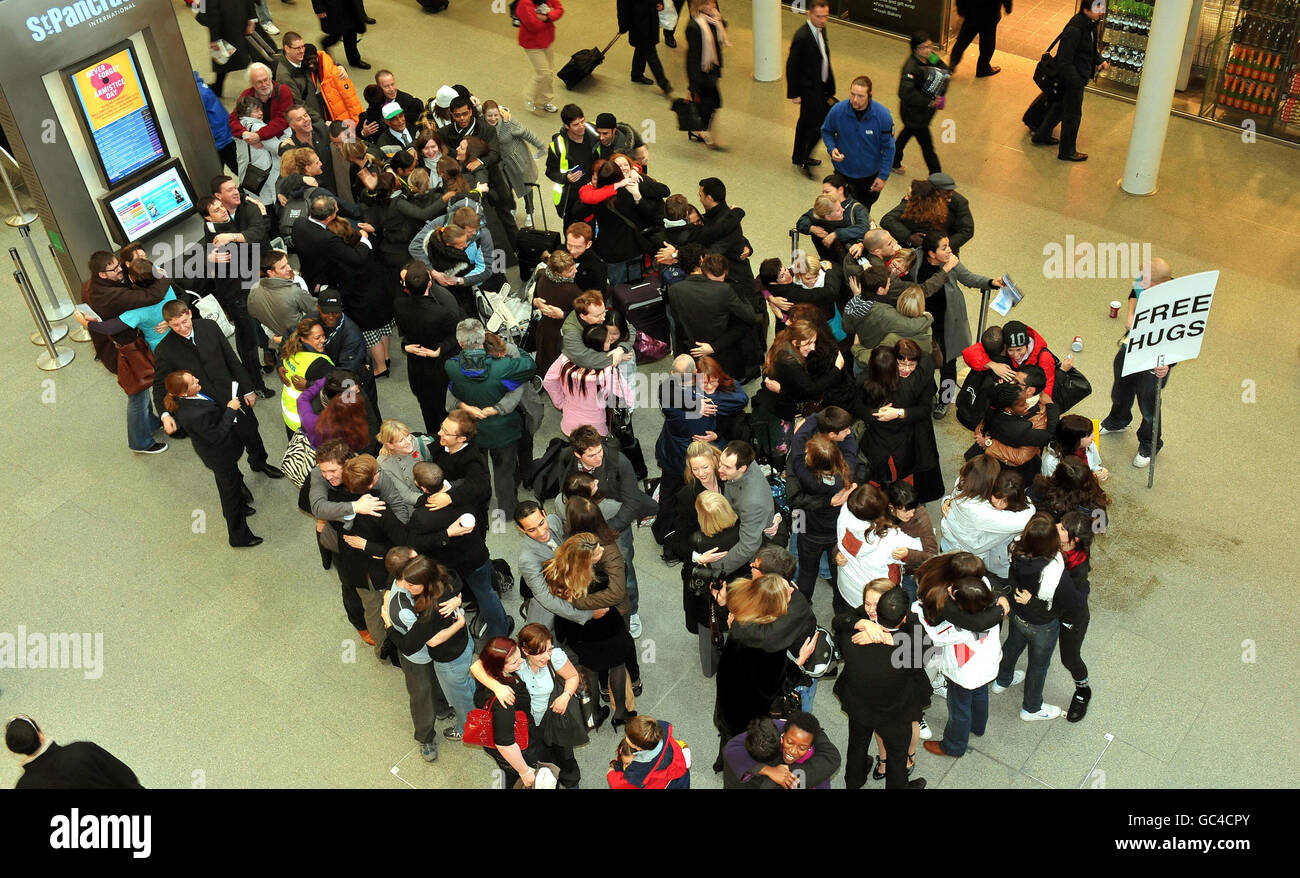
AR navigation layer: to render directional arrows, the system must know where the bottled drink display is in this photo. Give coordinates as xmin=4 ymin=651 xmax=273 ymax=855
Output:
xmin=1214 ymin=0 xmax=1300 ymax=125
xmin=1100 ymin=0 xmax=1155 ymax=88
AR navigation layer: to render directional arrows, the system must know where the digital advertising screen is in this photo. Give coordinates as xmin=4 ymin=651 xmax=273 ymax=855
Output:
xmin=104 ymin=160 xmax=196 ymax=243
xmin=69 ymin=46 xmax=167 ymax=186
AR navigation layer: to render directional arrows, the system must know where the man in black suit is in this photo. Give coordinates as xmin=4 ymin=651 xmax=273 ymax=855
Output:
xmin=314 ymin=0 xmax=369 ymax=69
xmin=786 ymin=0 xmax=836 ymax=177
xmin=948 ymin=0 xmax=1011 ymax=78
xmin=153 ymin=301 xmax=283 ymax=485
xmin=666 ymin=251 xmax=758 ymax=380
xmin=166 ymin=370 xmax=263 ymax=547
xmin=833 ymin=586 xmax=930 ymax=789
xmin=292 ymin=192 xmax=375 ymax=293
xmin=393 ymin=262 xmax=463 ymax=433
xmin=360 ymin=70 xmax=424 ymax=141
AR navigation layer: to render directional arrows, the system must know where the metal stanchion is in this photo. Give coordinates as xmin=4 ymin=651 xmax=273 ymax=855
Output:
xmin=14 ymin=271 xmax=73 ymax=370
xmin=18 ymin=226 xmax=73 ymax=321
xmin=51 ymin=245 xmax=91 ymax=342
xmin=11 ymin=249 xmax=66 ymax=345
xmin=0 ymin=152 xmax=37 ymax=227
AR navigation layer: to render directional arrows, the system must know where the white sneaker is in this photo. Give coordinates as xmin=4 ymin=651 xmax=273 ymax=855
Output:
xmin=1132 ymin=452 xmax=1151 ymax=468
xmin=991 ymin=669 xmax=1025 ymax=693
xmin=1099 ymin=423 xmax=1128 ymax=435
xmin=542 ymin=103 xmax=559 ymax=113
xmin=1021 ymin=704 xmax=1062 ymax=721
xmin=918 ymin=718 xmax=933 ymax=740
xmin=629 ymin=614 xmax=643 ymax=638
xmin=263 ymin=22 xmax=280 ymax=35
xmin=933 ymin=684 xmax=948 ymax=700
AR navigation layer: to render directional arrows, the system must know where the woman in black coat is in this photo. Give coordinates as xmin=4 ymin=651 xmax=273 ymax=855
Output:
xmin=684 ymin=0 xmax=728 ymax=145
xmin=860 ymin=340 xmax=944 ymax=501
xmin=204 ymin=0 xmax=256 ymax=97
xmin=618 ymin=0 xmax=673 ymax=93
xmin=162 ymin=371 xmax=260 ymax=547
xmin=393 ymin=267 xmax=463 ymax=433
xmin=712 ymin=574 xmax=817 ymax=772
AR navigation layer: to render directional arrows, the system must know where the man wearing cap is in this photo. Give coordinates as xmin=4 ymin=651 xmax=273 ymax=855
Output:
xmin=962 ymin=320 xmax=1060 ymax=402
xmin=361 ymin=70 xmax=424 ymax=140
xmin=879 ymin=172 xmax=975 ymax=252
xmin=894 ymin=31 xmax=946 ymax=176
xmin=318 ymin=292 xmax=371 ymax=379
xmin=376 ymin=102 xmax=415 ymax=155
xmin=594 ymin=112 xmax=649 ymax=169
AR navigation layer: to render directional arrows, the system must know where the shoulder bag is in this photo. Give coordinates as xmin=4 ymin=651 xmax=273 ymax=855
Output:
xmin=114 ymin=335 xmax=155 ymax=395
xmin=239 ymin=140 xmax=272 ymax=197
xmin=540 ymin=663 xmax=590 ymax=748
xmin=1034 ymin=33 xmax=1066 ymax=100
xmin=463 ymin=694 xmax=530 ymax=750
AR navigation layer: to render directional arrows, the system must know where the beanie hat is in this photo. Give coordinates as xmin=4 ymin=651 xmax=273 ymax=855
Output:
xmin=1003 ymin=321 xmax=1030 ymax=348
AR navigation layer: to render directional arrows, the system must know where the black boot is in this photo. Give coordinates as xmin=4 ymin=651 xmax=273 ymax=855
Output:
xmin=1067 ymin=685 xmax=1092 ymax=723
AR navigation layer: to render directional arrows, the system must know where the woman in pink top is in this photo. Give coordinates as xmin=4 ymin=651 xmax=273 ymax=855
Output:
xmin=543 ymin=323 xmax=634 ymax=436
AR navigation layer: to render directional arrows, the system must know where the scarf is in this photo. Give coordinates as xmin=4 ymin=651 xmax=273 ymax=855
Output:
xmin=696 ymin=10 xmax=729 ymax=73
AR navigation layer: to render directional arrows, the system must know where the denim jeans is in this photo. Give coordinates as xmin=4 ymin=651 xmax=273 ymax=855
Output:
xmin=940 ymin=679 xmax=988 ymax=756
xmin=606 ymin=259 xmax=643 ymax=287
xmin=794 ymin=528 xmax=837 ymax=601
xmin=900 ymin=573 xmax=918 ymax=604
xmin=790 ymin=531 xmax=832 ymax=583
xmin=253 ymin=0 xmax=272 ymax=25
xmin=464 ymin=559 xmax=510 ymax=638
xmin=433 ymin=638 xmax=478 ymax=731
xmin=126 ymin=388 xmax=163 ymax=450
xmin=795 ymin=680 xmax=818 ymax=713
xmin=617 ymin=527 xmax=640 ymax=616
xmin=996 ymin=615 xmax=1061 ymax=713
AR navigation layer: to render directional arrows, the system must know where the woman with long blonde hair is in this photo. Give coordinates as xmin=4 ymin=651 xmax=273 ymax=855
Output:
xmin=669 ymin=484 xmax=741 ymax=676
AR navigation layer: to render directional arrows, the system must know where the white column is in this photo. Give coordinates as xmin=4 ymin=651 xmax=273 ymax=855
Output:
xmin=753 ymin=0 xmax=782 ymax=82
xmin=1121 ymin=0 xmax=1195 ymax=195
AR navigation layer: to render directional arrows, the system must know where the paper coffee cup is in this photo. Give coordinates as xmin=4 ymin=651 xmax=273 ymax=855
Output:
xmin=458 ymin=513 xmax=476 ymax=530
xmin=1108 ymin=301 xmax=1121 ymax=318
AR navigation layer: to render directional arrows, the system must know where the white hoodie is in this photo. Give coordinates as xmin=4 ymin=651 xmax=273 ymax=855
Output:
xmin=912 ymin=599 xmax=1002 ymax=690
xmin=836 ymin=505 xmax=922 ymax=608
xmin=940 ymin=485 xmax=1035 ymax=578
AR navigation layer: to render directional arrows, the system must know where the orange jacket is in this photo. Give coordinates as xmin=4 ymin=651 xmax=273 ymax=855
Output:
xmin=313 ymin=52 xmax=363 ymax=125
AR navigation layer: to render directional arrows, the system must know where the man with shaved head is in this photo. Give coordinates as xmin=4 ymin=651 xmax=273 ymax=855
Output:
xmin=1100 ymin=256 xmax=1174 ymax=468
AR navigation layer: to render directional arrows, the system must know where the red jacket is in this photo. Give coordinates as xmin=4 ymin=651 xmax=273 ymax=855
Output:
xmin=228 ymin=83 xmax=295 ymax=141
xmin=518 ymin=0 xmax=563 ymax=50
xmin=606 ymin=722 xmax=691 ymax=789
xmin=961 ymin=324 xmax=1057 ymax=399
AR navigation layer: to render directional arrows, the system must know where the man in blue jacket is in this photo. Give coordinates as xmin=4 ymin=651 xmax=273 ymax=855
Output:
xmin=820 ymin=75 xmax=896 ymax=212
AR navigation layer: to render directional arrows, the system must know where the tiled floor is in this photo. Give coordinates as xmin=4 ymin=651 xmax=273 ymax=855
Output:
xmin=0 ymin=0 xmax=1297 ymax=790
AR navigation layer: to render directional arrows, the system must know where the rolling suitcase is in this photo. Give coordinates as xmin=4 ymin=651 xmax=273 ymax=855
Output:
xmin=247 ymin=25 xmax=281 ymax=69
xmin=1023 ymin=93 xmax=1051 ymax=132
xmin=515 ymin=183 xmax=560 ymax=284
xmin=610 ymin=275 xmax=669 ymax=344
xmin=558 ymin=33 xmax=623 ymax=90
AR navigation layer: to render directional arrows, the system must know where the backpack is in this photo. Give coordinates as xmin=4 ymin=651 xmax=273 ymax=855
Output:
xmin=956 ymin=366 xmax=1000 ymax=431
xmin=279 ymin=186 xmax=322 ymax=245
xmin=527 ymin=436 xmax=572 ymax=501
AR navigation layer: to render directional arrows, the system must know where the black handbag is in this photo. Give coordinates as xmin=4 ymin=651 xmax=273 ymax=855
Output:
xmin=238 ymin=141 xmax=271 ymax=196
xmin=1052 ymin=359 xmax=1092 ymax=414
xmin=608 ymin=407 xmax=648 ymax=481
xmin=671 ymin=97 xmax=705 ymax=132
xmin=540 ymin=664 xmax=590 ymax=748
xmin=1033 ymin=34 xmax=1065 ymax=100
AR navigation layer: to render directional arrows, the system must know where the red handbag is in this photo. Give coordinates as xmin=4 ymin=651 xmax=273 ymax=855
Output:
xmin=463 ymin=694 xmax=529 ymax=750
xmin=115 ymin=335 xmax=155 ymax=395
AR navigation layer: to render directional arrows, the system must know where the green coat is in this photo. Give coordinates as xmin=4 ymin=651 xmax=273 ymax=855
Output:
xmin=445 ymin=348 xmax=536 ymax=448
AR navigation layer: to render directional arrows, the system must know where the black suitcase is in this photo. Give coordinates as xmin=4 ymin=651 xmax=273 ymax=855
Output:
xmin=558 ymin=33 xmax=623 ymax=90
xmin=516 ymin=185 xmax=560 ymax=283
xmin=611 ymin=275 xmax=669 ymax=343
xmin=1023 ymin=93 xmax=1051 ymax=132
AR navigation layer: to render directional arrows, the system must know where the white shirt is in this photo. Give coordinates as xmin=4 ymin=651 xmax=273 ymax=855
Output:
xmin=835 ymin=506 xmax=922 ymax=607
xmin=808 ymin=22 xmax=829 ymax=83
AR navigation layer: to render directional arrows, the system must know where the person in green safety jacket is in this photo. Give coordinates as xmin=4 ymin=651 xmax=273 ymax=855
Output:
xmin=279 ymin=317 xmax=334 ymax=436
xmin=544 ymin=104 xmax=600 ymax=225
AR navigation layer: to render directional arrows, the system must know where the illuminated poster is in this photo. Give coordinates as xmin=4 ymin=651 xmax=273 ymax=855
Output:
xmin=71 ymin=47 xmax=166 ymax=185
